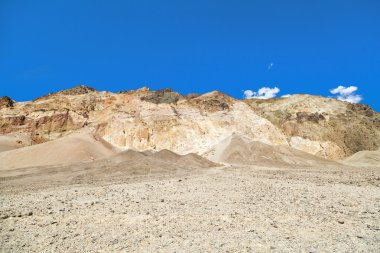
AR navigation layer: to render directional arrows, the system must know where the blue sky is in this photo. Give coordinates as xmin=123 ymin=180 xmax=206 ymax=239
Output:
xmin=1 ymin=0 xmax=379 ymax=110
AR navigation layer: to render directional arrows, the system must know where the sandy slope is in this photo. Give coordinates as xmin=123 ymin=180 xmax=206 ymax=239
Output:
xmin=0 ymin=130 xmax=115 ymax=170
xmin=0 ymin=134 xmax=30 ymax=152
xmin=94 ymin=149 xmax=218 ymax=176
xmin=0 ymin=137 xmax=21 ymax=152
xmin=0 ymin=143 xmax=219 ymax=189
xmin=341 ymin=149 xmax=380 ymax=167
xmin=205 ymin=134 xmax=337 ymax=167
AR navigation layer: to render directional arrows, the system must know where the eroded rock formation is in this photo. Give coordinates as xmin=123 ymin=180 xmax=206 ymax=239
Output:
xmin=1 ymin=86 xmax=379 ymax=160
xmin=245 ymin=94 xmax=380 ymax=159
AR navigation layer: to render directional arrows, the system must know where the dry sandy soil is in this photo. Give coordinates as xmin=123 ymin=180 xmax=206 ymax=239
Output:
xmin=0 ymin=130 xmax=379 ymax=252
xmin=1 ymin=87 xmax=380 ymax=252
xmin=1 ymin=162 xmax=379 ymax=252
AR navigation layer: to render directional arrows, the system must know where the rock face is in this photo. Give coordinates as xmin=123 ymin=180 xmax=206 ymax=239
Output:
xmin=100 ymin=91 xmax=289 ymax=155
xmin=0 ymin=96 xmax=14 ymax=109
xmin=34 ymin=84 xmax=96 ymax=100
xmin=0 ymin=85 xmax=105 ymax=143
xmin=140 ymin=88 xmax=183 ymax=104
xmin=245 ymin=94 xmax=380 ymax=159
xmin=1 ymin=87 xmax=379 ymax=160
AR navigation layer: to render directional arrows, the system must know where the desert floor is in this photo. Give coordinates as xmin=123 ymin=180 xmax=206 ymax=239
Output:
xmin=0 ymin=164 xmax=379 ymax=252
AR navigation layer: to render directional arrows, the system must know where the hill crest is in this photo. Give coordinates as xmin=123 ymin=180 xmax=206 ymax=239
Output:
xmin=1 ymin=86 xmax=379 ymax=160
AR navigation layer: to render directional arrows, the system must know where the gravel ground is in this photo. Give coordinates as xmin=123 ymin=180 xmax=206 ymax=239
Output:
xmin=0 ymin=165 xmax=379 ymax=252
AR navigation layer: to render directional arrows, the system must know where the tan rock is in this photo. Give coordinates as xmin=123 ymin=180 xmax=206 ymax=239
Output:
xmin=1 ymin=87 xmax=379 ymax=159
xmin=245 ymin=94 xmax=380 ymax=159
xmin=290 ymin=136 xmax=345 ymax=160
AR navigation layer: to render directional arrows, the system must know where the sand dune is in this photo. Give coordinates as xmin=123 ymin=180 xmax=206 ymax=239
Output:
xmin=106 ymin=149 xmax=217 ymax=167
xmin=150 ymin=149 xmax=181 ymax=161
xmin=0 ymin=130 xmax=116 ymax=170
xmin=109 ymin=149 xmax=148 ymax=163
xmin=341 ymin=149 xmax=380 ymax=167
xmin=0 ymin=137 xmax=218 ymax=188
xmin=206 ymin=134 xmax=337 ymax=167
xmin=99 ymin=149 xmax=218 ymax=175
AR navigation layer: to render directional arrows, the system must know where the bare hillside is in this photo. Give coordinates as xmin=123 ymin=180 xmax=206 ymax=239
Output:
xmin=244 ymin=94 xmax=380 ymax=159
xmin=1 ymin=87 xmax=379 ymax=162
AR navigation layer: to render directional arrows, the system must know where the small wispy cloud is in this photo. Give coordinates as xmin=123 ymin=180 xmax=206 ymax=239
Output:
xmin=268 ymin=63 xmax=274 ymax=70
xmin=281 ymin=94 xmax=291 ymax=98
xmin=243 ymin=87 xmax=280 ymax=99
xmin=330 ymin=85 xmax=362 ymax=103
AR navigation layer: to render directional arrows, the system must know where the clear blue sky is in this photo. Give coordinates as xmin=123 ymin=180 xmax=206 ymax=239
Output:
xmin=1 ymin=0 xmax=379 ymax=110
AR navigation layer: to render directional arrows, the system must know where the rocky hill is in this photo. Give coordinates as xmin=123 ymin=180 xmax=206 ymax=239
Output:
xmin=245 ymin=95 xmax=380 ymax=159
xmin=1 ymin=86 xmax=379 ymax=161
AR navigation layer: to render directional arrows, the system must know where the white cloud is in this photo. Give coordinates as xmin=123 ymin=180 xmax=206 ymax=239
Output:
xmin=330 ymin=85 xmax=362 ymax=103
xmin=243 ymin=90 xmax=254 ymax=98
xmin=243 ymin=87 xmax=280 ymax=99
xmin=281 ymin=94 xmax=292 ymax=98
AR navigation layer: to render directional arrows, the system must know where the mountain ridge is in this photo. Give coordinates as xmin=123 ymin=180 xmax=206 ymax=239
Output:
xmin=1 ymin=85 xmax=379 ymax=160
